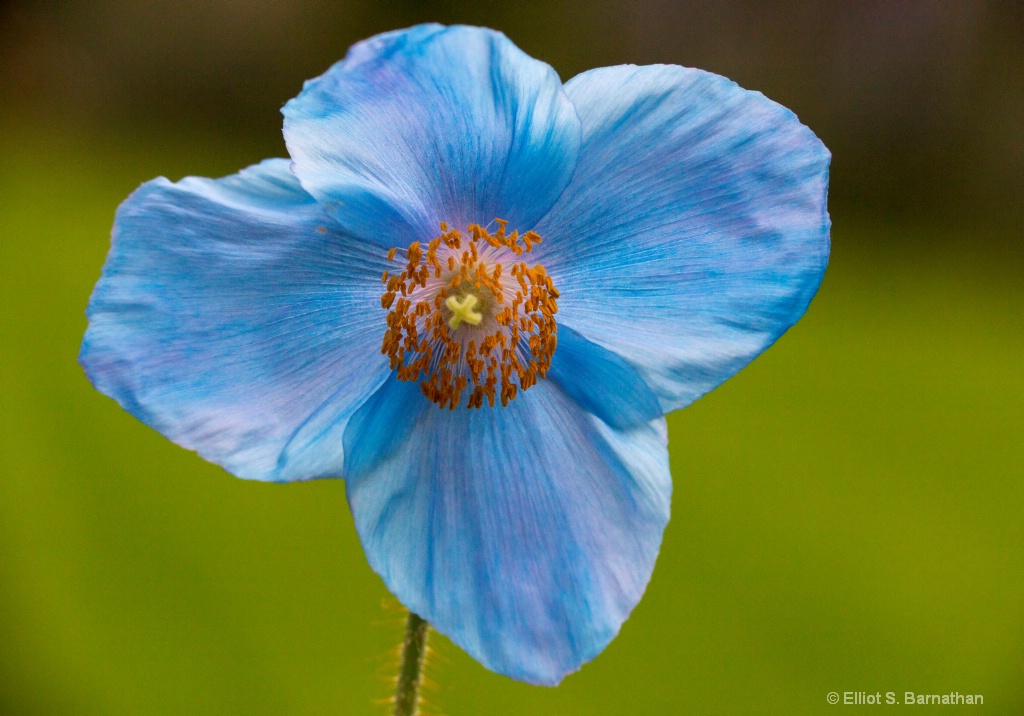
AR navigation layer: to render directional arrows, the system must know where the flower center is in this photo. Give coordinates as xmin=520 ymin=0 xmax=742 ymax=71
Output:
xmin=380 ymin=220 xmax=559 ymax=409
xmin=445 ymin=293 xmax=483 ymax=329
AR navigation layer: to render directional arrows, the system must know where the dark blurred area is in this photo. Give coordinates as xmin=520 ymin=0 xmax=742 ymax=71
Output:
xmin=1 ymin=0 xmax=1021 ymax=232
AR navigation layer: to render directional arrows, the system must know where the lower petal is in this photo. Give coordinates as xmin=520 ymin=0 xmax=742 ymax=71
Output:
xmin=343 ymin=378 xmax=671 ymax=684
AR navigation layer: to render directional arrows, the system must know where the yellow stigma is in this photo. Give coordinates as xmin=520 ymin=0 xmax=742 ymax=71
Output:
xmin=445 ymin=293 xmax=483 ymax=329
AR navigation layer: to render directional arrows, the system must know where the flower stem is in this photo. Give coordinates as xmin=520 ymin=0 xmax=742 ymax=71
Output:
xmin=393 ymin=611 xmax=429 ymax=716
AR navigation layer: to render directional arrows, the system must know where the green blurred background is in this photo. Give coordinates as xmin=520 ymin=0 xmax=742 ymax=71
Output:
xmin=1 ymin=1 xmax=1021 ymax=714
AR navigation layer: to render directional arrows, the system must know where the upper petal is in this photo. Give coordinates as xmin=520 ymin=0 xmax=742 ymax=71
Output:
xmin=282 ymin=24 xmax=582 ymax=246
xmin=80 ymin=159 xmax=390 ymax=482
xmin=534 ymin=65 xmax=831 ymax=413
xmin=342 ymin=378 xmax=671 ymax=685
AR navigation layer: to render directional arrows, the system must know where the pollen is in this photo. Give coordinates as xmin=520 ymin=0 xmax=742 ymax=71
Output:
xmin=380 ymin=220 xmax=558 ymax=409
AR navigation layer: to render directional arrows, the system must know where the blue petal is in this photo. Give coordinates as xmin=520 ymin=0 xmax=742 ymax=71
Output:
xmin=533 ymin=65 xmax=831 ymax=413
xmin=282 ymin=24 xmax=581 ymax=246
xmin=80 ymin=159 xmax=391 ymax=482
xmin=547 ymin=324 xmax=662 ymax=430
xmin=343 ymin=379 xmax=671 ymax=685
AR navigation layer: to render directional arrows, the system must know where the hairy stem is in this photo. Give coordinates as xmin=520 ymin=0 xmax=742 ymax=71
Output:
xmin=393 ymin=611 xmax=429 ymax=716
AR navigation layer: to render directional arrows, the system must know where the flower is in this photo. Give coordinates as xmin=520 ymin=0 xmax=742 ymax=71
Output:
xmin=80 ymin=24 xmax=830 ymax=685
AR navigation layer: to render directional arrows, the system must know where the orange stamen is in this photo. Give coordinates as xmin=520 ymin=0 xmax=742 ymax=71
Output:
xmin=379 ymin=220 xmax=558 ymax=409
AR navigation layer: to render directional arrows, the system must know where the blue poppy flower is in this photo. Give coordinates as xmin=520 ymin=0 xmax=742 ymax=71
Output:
xmin=80 ymin=24 xmax=829 ymax=685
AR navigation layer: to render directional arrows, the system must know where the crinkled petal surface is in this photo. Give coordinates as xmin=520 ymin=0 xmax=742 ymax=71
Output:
xmin=342 ymin=378 xmax=671 ymax=685
xmin=282 ymin=24 xmax=581 ymax=246
xmin=534 ymin=65 xmax=831 ymax=413
xmin=80 ymin=159 xmax=390 ymax=481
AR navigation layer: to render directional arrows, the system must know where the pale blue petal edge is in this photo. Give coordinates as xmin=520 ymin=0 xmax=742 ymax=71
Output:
xmin=534 ymin=65 xmax=831 ymax=413
xmin=342 ymin=378 xmax=671 ymax=685
xmin=80 ymin=159 xmax=391 ymax=482
xmin=282 ymin=24 xmax=582 ymax=247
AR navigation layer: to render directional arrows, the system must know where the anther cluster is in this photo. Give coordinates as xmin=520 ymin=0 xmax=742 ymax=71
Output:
xmin=381 ymin=220 xmax=559 ymax=409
